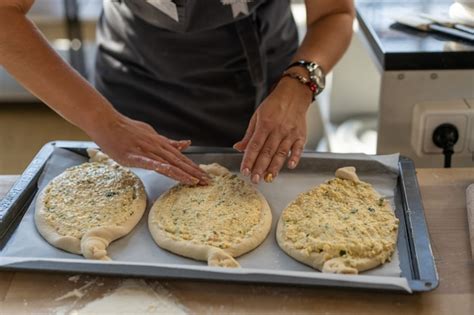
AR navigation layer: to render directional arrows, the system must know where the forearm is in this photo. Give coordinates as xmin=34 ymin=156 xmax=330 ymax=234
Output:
xmin=271 ymin=3 xmax=354 ymax=111
xmin=0 ymin=7 xmax=119 ymax=132
xmin=292 ymin=4 xmax=355 ymax=72
xmin=236 ymin=7 xmax=355 ymax=179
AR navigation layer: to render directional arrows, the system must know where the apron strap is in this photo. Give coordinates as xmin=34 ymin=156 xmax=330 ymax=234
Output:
xmin=234 ymin=14 xmax=266 ymax=89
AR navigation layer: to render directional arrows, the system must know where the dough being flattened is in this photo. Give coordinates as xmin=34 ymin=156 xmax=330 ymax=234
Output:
xmin=276 ymin=167 xmax=399 ymax=274
xmin=35 ymin=149 xmax=147 ymax=260
xmin=148 ymin=163 xmax=272 ymax=267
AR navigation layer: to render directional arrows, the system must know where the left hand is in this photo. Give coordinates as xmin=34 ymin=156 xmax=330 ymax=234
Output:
xmin=233 ymin=75 xmax=312 ymax=183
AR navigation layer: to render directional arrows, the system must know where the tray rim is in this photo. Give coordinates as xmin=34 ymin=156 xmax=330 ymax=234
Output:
xmin=0 ymin=141 xmax=439 ymax=292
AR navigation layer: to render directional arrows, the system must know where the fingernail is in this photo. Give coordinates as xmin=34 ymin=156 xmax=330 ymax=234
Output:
xmin=233 ymin=144 xmax=242 ymax=152
xmin=190 ymin=177 xmax=200 ymax=185
xmin=251 ymin=174 xmax=260 ymax=184
xmin=264 ymin=173 xmax=273 ymax=183
xmin=242 ymin=168 xmax=250 ymax=176
xmin=288 ymin=161 xmax=297 ymax=169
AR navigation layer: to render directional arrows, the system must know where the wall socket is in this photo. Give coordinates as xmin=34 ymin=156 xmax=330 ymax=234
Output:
xmin=411 ymin=100 xmax=473 ymax=157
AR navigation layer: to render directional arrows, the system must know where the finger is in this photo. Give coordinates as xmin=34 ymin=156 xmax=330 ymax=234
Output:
xmin=265 ymin=137 xmax=293 ymax=181
xmin=145 ymin=152 xmax=207 ymax=186
xmin=240 ymin=123 xmax=270 ymax=179
xmin=148 ymin=148 xmax=210 ymax=185
xmin=250 ymin=132 xmax=282 ymax=184
xmin=168 ymin=139 xmax=191 ymax=151
xmin=233 ymin=115 xmax=256 ymax=152
xmin=125 ymin=153 xmax=199 ymax=185
xmin=158 ymin=143 xmax=210 ymax=181
xmin=288 ymin=139 xmax=305 ymax=169
xmin=154 ymin=141 xmax=211 ymax=185
xmin=165 ymin=143 xmax=209 ymax=177
xmin=146 ymin=138 xmax=207 ymax=178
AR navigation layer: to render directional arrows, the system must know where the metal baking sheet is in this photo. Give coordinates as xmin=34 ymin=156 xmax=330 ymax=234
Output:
xmin=0 ymin=141 xmax=438 ymax=292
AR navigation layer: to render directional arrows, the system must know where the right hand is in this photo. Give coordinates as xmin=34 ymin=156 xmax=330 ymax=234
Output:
xmin=87 ymin=114 xmax=209 ymax=186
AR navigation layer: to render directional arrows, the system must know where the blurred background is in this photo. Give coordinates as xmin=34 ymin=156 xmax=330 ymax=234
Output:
xmin=0 ymin=0 xmax=473 ymax=173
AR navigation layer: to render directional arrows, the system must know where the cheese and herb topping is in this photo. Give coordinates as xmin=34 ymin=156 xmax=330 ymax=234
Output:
xmin=152 ymin=172 xmax=262 ymax=249
xmin=42 ymin=162 xmax=141 ymax=238
xmin=281 ymin=177 xmax=399 ymax=264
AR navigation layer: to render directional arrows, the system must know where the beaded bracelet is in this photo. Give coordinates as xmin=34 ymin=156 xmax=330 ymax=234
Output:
xmin=281 ymin=71 xmax=318 ymax=101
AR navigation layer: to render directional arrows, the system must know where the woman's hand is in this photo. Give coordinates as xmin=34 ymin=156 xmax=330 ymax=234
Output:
xmin=87 ymin=113 xmax=209 ymax=186
xmin=233 ymin=75 xmax=312 ymax=183
xmin=232 ymin=0 xmax=354 ymax=184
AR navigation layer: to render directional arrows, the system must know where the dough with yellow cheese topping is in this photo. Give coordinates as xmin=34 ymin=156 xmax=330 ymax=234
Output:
xmin=276 ymin=167 xmax=399 ymax=274
xmin=148 ymin=163 xmax=272 ymax=268
xmin=35 ymin=149 xmax=146 ymax=260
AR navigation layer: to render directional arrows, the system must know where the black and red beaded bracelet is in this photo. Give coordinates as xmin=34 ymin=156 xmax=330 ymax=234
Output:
xmin=281 ymin=71 xmax=318 ymax=101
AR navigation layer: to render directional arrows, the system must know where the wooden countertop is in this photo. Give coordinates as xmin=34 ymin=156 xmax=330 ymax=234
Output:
xmin=0 ymin=169 xmax=473 ymax=314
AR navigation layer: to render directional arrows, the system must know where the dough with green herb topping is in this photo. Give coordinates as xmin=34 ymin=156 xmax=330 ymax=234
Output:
xmin=35 ymin=149 xmax=146 ymax=260
xmin=148 ymin=163 xmax=272 ymax=267
xmin=276 ymin=167 xmax=399 ymax=274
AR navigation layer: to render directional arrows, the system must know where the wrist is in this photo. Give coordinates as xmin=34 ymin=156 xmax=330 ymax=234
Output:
xmin=274 ymin=75 xmax=313 ymax=112
xmin=286 ymin=60 xmax=326 ymax=97
xmin=78 ymin=102 xmax=125 ymax=137
xmin=279 ymin=65 xmax=313 ymax=102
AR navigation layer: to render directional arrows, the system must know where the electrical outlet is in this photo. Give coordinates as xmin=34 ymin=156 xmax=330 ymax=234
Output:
xmin=423 ymin=115 xmax=468 ymax=154
xmin=411 ymin=100 xmax=470 ymax=156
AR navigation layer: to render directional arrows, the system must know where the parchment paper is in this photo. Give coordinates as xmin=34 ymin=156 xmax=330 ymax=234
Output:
xmin=0 ymin=148 xmax=409 ymax=291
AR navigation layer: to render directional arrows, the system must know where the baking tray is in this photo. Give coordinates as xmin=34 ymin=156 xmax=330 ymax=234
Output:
xmin=0 ymin=141 xmax=438 ymax=292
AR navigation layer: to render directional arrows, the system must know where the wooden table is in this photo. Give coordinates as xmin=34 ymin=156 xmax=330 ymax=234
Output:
xmin=0 ymin=169 xmax=473 ymax=314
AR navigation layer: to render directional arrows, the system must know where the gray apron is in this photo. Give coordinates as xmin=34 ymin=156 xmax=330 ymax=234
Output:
xmin=95 ymin=0 xmax=298 ymax=146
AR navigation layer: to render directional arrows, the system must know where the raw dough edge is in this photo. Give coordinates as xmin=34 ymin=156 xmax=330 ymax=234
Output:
xmin=34 ymin=149 xmax=147 ymax=260
xmin=148 ymin=164 xmax=272 ymax=267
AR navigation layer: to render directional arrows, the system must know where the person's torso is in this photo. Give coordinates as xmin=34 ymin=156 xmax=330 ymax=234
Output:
xmin=96 ymin=0 xmax=299 ymax=145
xmin=99 ymin=0 xmax=298 ymax=84
xmin=120 ymin=0 xmax=267 ymax=33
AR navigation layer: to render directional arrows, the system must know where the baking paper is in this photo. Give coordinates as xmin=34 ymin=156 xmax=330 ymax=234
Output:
xmin=0 ymin=148 xmax=410 ymax=292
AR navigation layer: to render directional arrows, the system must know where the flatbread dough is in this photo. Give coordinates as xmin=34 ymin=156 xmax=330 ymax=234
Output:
xmin=276 ymin=167 xmax=399 ymax=274
xmin=148 ymin=163 xmax=272 ymax=267
xmin=35 ymin=149 xmax=147 ymax=260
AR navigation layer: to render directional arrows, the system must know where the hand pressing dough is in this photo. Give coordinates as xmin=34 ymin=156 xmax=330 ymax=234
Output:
xmin=35 ymin=149 xmax=147 ymax=260
xmin=148 ymin=163 xmax=272 ymax=267
xmin=277 ymin=167 xmax=399 ymax=274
